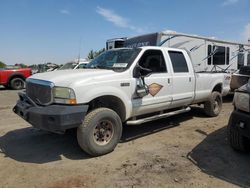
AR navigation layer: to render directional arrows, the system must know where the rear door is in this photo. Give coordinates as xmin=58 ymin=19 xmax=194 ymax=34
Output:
xmin=167 ymin=50 xmax=195 ymax=107
xmin=132 ymin=49 xmax=173 ymax=116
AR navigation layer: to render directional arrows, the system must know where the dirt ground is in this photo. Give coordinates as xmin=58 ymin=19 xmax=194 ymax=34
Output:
xmin=0 ymin=87 xmax=250 ymax=188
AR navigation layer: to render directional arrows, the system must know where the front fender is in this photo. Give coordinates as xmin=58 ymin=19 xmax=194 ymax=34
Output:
xmin=75 ymin=85 xmax=133 ymax=120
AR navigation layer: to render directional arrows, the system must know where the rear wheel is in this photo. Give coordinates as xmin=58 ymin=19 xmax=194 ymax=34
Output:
xmin=204 ymin=91 xmax=222 ymax=117
xmin=10 ymin=78 xmax=25 ymax=90
xmin=77 ymin=108 xmax=122 ymax=156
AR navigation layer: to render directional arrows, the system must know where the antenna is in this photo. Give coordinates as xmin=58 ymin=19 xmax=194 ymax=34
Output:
xmin=78 ymin=38 xmax=82 ymax=63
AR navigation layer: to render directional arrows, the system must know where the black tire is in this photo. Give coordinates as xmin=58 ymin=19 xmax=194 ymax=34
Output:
xmin=3 ymin=84 xmax=10 ymax=89
xmin=77 ymin=108 xmax=122 ymax=156
xmin=227 ymin=115 xmax=247 ymax=152
xmin=10 ymin=78 xmax=25 ymax=90
xmin=204 ymin=91 xmax=222 ymax=117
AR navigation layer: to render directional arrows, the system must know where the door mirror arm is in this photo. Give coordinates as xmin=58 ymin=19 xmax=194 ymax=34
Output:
xmin=133 ymin=64 xmax=152 ymax=78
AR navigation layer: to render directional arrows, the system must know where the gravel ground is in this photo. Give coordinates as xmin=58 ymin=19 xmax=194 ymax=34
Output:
xmin=0 ymin=88 xmax=249 ymax=188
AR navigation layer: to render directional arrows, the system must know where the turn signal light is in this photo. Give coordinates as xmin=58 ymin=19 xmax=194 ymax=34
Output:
xmin=69 ymin=99 xmax=77 ymax=105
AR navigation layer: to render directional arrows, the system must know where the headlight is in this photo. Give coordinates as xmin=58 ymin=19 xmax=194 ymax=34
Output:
xmin=53 ymin=87 xmax=77 ymax=104
xmin=234 ymin=92 xmax=250 ymax=112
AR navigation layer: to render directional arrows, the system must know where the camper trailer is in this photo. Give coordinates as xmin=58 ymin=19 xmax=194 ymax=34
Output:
xmin=106 ymin=37 xmax=127 ymax=50
xmin=106 ymin=31 xmax=250 ymax=73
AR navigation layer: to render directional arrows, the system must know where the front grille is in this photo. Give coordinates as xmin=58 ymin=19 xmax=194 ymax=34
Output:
xmin=26 ymin=79 xmax=54 ymax=105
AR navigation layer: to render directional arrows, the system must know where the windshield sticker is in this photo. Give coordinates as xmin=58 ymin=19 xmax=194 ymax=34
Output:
xmin=113 ymin=63 xmax=128 ymax=68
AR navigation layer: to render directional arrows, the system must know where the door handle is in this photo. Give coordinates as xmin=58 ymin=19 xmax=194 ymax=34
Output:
xmin=189 ymin=77 xmax=191 ymax=82
xmin=168 ymin=78 xmax=170 ymax=84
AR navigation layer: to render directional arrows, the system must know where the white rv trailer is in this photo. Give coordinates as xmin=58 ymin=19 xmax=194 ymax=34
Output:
xmin=106 ymin=31 xmax=250 ymax=73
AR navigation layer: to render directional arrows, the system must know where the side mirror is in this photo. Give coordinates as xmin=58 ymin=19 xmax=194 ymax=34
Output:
xmin=133 ymin=65 xmax=141 ymax=78
xmin=133 ymin=64 xmax=152 ymax=78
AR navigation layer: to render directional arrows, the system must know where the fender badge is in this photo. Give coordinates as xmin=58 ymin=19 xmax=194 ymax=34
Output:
xmin=120 ymin=83 xmax=130 ymax=87
xmin=148 ymin=83 xmax=163 ymax=97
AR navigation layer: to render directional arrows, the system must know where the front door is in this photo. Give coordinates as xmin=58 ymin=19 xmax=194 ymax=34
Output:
xmin=132 ymin=49 xmax=173 ymax=116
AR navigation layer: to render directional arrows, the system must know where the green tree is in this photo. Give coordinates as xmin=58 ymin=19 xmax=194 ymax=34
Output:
xmin=94 ymin=48 xmax=105 ymax=57
xmin=15 ymin=63 xmax=27 ymax=68
xmin=87 ymin=48 xmax=105 ymax=60
xmin=0 ymin=61 xmax=6 ymax=68
xmin=87 ymin=50 xmax=95 ymax=60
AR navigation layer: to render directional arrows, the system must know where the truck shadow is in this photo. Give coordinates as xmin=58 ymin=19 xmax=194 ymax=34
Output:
xmin=0 ymin=127 xmax=90 ymax=163
xmin=0 ymin=106 xmax=230 ymax=164
xmin=188 ymin=126 xmax=250 ymax=188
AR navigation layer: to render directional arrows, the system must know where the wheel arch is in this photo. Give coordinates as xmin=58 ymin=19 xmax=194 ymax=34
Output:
xmin=88 ymin=95 xmax=127 ymax=122
xmin=7 ymin=73 xmax=26 ymax=85
xmin=212 ymin=83 xmax=223 ymax=94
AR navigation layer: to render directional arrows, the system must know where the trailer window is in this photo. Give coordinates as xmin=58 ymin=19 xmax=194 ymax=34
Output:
xmin=207 ymin=45 xmax=212 ymax=65
xmin=207 ymin=45 xmax=227 ymax=65
xmin=213 ymin=46 xmax=226 ymax=65
xmin=226 ymin=47 xmax=230 ymax=65
xmin=247 ymin=53 xmax=250 ymax=66
xmin=169 ymin=51 xmax=189 ymax=73
xmin=238 ymin=53 xmax=245 ymax=69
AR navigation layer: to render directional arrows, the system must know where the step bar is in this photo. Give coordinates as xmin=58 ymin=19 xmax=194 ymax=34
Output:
xmin=126 ymin=107 xmax=191 ymax=125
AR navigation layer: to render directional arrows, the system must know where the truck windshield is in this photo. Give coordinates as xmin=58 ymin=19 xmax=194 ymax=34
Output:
xmin=86 ymin=48 xmax=141 ymax=71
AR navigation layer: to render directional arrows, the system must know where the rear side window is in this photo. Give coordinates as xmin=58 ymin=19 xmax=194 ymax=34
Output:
xmin=168 ymin=51 xmax=189 ymax=73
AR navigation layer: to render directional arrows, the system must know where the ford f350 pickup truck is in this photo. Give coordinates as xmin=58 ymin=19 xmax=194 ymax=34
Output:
xmin=13 ymin=47 xmax=230 ymax=156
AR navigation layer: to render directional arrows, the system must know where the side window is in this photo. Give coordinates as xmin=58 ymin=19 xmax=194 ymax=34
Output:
xmin=207 ymin=45 xmax=228 ymax=65
xmin=168 ymin=51 xmax=189 ymax=73
xmin=138 ymin=50 xmax=167 ymax=75
xmin=226 ymin=47 xmax=230 ymax=65
xmin=238 ymin=53 xmax=245 ymax=69
xmin=213 ymin=46 xmax=226 ymax=65
xmin=207 ymin=45 xmax=212 ymax=65
xmin=247 ymin=53 xmax=250 ymax=66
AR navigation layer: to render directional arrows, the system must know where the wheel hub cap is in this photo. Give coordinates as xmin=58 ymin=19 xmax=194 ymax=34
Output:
xmin=93 ymin=120 xmax=114 ymax=146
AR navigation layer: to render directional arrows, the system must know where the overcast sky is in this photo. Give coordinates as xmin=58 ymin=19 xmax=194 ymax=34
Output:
xmin=0 ymin=0 xmax=250 ymax=65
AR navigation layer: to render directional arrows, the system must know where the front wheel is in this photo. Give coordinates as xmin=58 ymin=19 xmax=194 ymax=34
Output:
xmin=204 ymin=91 xmax=222 ymax=117
xmin=77 ymin=108 xmax=122 ymax=156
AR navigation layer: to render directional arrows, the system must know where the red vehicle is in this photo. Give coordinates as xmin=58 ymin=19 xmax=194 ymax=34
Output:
xmin=0 ymin=68 xmax=32 ymax=89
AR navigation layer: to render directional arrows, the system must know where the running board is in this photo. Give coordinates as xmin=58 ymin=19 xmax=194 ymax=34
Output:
xmin=126 ymin=107 xmax=191 ymax=125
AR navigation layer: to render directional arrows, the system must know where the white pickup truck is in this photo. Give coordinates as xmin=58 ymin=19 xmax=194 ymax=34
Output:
xmin=13 ymin=46 xmax=230 ymax=156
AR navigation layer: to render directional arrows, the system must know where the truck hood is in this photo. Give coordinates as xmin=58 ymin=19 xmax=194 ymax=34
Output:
xmin=29 ymin=69 xmax=118 ymax=87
